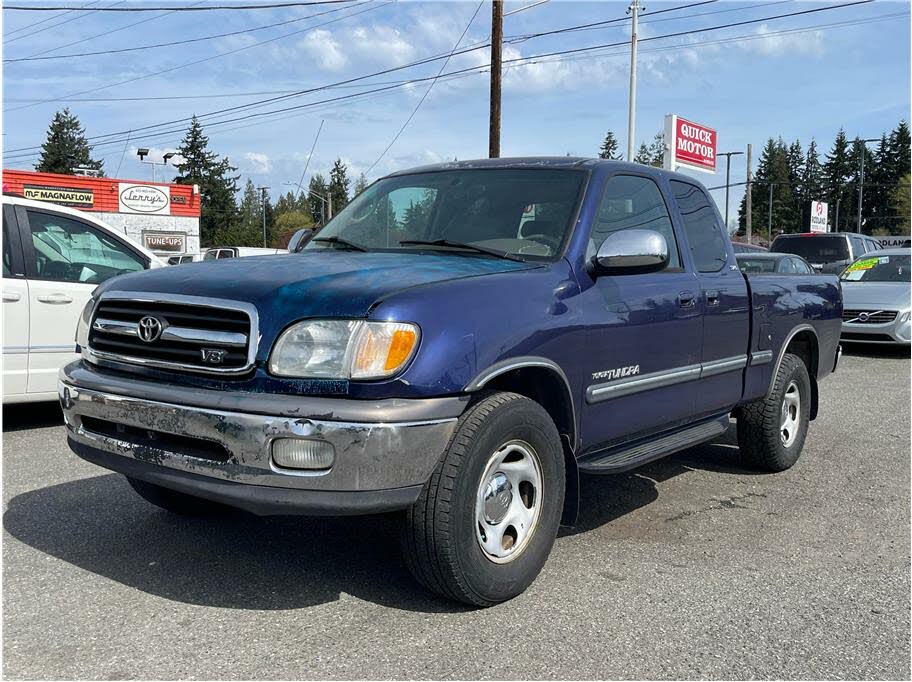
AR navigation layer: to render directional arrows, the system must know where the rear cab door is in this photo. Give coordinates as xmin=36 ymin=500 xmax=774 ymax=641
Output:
xmin=2 ymin=204 xmax=29 ymax=398
xmin=668 ymin=179 xmax=750 ymax=418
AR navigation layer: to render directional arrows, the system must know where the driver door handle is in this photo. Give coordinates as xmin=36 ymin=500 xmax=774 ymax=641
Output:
xmin=37 ymin=293 xmax=73 ymax=304
xmin=678 ymin=291 xmax=696 ymax=308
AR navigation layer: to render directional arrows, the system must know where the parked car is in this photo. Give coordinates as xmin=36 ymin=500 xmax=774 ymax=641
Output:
xmin=2 ymin=195 xmax=163 ymax=403
xmin=839 ymin=248 xmax=911 ymax=345
xmin=203 ymin=246 xmax=282 ymax=260
xmin=58 ymin=158 xmax=842 ymax=606
xmin=731 ymin=241 xmax=767 ymax=254
xmin=736 ymin=252 xmax=814 ymax=274
xmin=166 ymin=254 xmax=202 ymax=265
xmin=770 ymin=232 xmax=883 ymax=274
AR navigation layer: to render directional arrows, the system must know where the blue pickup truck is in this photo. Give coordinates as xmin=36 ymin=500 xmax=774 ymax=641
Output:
xmin=59 ymin=158 xmax=842 ymax=606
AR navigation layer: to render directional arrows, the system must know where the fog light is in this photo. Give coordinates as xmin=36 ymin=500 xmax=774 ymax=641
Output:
xmin=272 ymin=439 xmax=335 ymax=470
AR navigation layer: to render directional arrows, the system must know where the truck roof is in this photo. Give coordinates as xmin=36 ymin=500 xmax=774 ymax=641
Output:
xmin=385 ymin=157 xmax=706 ymax=185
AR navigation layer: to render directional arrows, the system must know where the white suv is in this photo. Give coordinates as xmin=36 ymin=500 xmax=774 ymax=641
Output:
xmin=2 ymin=195 xmax=162 ymax=403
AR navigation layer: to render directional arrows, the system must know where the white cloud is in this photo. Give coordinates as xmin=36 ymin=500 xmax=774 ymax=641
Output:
xmin=738 ymin=24 xmax=826 ymax=57
xmin=243 ymin=152 xmax=272 ymax=173
xmin=298 ymin=29 xmax=348 ymax=71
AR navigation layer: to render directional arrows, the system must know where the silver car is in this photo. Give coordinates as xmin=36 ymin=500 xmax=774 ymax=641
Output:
xmin=840 ymin=248 xmax=911 ymax=345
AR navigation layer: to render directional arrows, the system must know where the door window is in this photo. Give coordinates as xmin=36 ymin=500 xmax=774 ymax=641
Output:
xmin=793 ymin=258 xmax=812 ymax=274
xmin=2 ymin=213 xmax=12 ymax=277
xmin=670 ymin=181 xmax=728 ymax=273
xmin=591 ymin=175 xmax=680 ymax=268
xmin=778 ymin=258 xmax=797 ymax=274
xmin=26 ymin=210 xmax=145 ymax=284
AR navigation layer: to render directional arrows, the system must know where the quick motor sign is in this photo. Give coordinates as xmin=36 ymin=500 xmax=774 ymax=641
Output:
xmin=664 ymin=114 xmax=717 ymax=173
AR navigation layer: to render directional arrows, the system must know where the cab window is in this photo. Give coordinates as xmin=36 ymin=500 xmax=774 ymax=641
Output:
xmin=590 ymin=174 xmax=681 ymax=269
xmin=25 ymin=210 xmax=145 ymax=284
xmin=670 ymin=181 xmax=728 ymax=273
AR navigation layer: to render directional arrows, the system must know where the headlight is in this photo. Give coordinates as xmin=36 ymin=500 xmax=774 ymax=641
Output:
xmin=269 ymin=320 xmax=419 ymax=379
xmin=75 ymin=296 xmax=97 ymax=349
xmin=899 ymin=311 xmax=911 ymax=323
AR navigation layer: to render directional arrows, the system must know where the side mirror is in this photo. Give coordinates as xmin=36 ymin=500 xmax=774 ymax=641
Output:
xmin=288 ymin=228 xmax=315 ymax=253
xmin=591 ymin=229 xmax=668 ymax=274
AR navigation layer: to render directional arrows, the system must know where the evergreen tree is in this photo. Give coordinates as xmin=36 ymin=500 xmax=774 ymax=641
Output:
xmin=823 ymin=128 xmax=853 ymax=231
xmin=634 ymin=142 xmax=651 ymax=165
xmin=328 ymin=158 xmax=350 ymax=213
xmin=308 ymin=173 xmax=329 ymax=224
xmin=648 ymin=132 xmax=665 ymax=167
xmin=36 ymin=108 xmax=103 ymax=175
xmin=598 ymin=131 xmax=621 ymax=160
xmin=353 ymin=172 xmax=369 ymax=196
xmin=173 ymin=116 xmax=239 ymax=245
xmin=889 ymin=173 xmax=911 ymax=233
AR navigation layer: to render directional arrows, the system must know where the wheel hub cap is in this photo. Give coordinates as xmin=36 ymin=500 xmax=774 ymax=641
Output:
xmin=475 ymin=440 xmax=543 ymax=564
xmin=780 ymin=380 xmax=801 ymax=447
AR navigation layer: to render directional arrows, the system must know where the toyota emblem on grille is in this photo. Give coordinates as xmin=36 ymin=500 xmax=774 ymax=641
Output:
xmin=137 ymin=316 xmax=163 ymax=343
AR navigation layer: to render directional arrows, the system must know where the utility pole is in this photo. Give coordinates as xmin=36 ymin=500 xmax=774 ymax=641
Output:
xmin=767 ymin=182 xmax=777 ymax=244
xmin=626 ymin=0 xmax=641 ymax=162
xmin=488 ymin=0 xmax=503 ymax=159
xmin=856 ymin=138 xmax=879 ymax=233
xmin=745 ymin=143 xmax=752 ymax=244
xmin=718 ymin=151 xmax=744 ymax=230
xmin=257 ymin=186 xmax=269 ymax=247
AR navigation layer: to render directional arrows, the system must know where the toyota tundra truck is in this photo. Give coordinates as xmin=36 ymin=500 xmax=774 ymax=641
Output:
xmin=59 ymin=158 xmax=842 ymax=606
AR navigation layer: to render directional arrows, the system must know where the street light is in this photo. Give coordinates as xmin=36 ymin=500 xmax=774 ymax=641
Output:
xmin=718 ymin=150 xmax=744 ymax=230
xmin=257 ymin=186 xmax=270 ymax=247
xmin=766 ymin=181 xmax=778 ymax=245
xmin=856 ymin=138 xmax=879 ymax=233
xmin=136 ymin=148 xmax=178 ymax=182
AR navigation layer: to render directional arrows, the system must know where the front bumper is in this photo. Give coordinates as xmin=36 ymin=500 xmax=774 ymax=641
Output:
xmin=841 ymin=316 xmax=911 ymax=345
xmin=59 ymin=361 xmax=465 ymax=515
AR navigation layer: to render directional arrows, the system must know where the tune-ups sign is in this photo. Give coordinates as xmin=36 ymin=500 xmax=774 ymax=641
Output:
xmin=663 ymin=114 xmax=717 ymax=173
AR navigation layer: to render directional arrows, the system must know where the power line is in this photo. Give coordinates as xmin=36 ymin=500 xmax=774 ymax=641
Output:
xmin=3 ymin=1 xmax=887 ymax=159
xmin=4 ymin=0 xmax=388 ymax=112
xmin=365 ymin=0 xmax=485 ymax=175
xmin=3 ymin=0 xmax=112 ymax=44
xmin=5 ymin=0 xmax=357 ymax=10
xmin=5 ymin=0 xmax=367 ymax=62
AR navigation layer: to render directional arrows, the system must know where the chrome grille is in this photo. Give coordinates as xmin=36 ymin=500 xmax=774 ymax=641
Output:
xmin=87 ymin=296 xmax=256 ymax=375
xmin=842 ymin=309 xmax=897 ymax=324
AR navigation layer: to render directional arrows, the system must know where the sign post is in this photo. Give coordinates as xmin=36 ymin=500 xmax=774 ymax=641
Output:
xmin=809 ymin=200 xmax=828 ymax=233
xmin=663 ymin=114 xmax=717 ymax=173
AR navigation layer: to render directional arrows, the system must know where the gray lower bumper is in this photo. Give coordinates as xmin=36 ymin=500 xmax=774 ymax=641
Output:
xmin=59 ymin=362 xmax=464 ymax=514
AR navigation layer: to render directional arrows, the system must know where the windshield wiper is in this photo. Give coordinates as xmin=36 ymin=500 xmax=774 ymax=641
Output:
xmin=312 ymin=236 xmax=368 ymax=252
xmin=399 ymin=239 xmax=525 ymax=262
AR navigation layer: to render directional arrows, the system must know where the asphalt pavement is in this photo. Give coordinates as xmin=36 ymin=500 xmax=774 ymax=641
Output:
xmin=3 ymin=345 xmax=909 ymax=680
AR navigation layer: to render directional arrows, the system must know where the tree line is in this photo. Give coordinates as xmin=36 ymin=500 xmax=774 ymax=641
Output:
xmin=31 ymin=109 xmax=365 ymax=248
xmin=598 ymin=121 xmax=911 ymax=237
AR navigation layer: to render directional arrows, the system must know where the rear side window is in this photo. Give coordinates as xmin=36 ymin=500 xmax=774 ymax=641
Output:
xmin=669 ymin=180 xmax=728 ymax=272
xmin=591 ymin=174 xmax=680 ymax=269
xmin=2 ymin=212 xmax=11 ymax=277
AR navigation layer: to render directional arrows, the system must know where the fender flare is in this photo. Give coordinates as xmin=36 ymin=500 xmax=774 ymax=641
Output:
xmin=767 ymin=323 xmax=819 ymax=399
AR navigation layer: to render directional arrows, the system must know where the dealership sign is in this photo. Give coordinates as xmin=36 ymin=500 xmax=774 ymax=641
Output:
xmin=23 ymin=184 xmax=94 ymax=208
xmin=119 ymin=183 xmax=170 ymax=215
xmin=663 ymin=114 xmax=717 ymax=173
xmin=809 ymin=200 xmax=828 ymax=233
xmin=142 ymin=232 xmax=186 ymax=252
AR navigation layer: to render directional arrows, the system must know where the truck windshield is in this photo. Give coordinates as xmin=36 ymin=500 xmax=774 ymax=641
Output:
xmin=306 ymin=168 xmax=587 ymax=261
xmin=771 ymin=235 xmax=849 ymax=263
xmin=840 ymin=254 xmax=911 ymax=282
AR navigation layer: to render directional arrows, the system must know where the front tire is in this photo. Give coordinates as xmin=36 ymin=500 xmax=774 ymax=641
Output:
xmin=402 ymin=391 xmax=565 ymax=607
xmin=737 ymin=353 xmax=811 ymax=472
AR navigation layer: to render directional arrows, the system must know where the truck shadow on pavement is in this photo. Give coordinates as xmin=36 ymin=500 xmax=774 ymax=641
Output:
xmin=2 ymin=402 xmax=64 ymax=432
xmin=4 ymin=427 xmax=752 ymax=613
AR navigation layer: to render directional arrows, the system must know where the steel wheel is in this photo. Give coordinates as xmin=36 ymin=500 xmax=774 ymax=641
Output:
xmin=475 ymin=439 xmax=543 ymax=564
xmin=780 ymin=380 xmax=801 ymax=447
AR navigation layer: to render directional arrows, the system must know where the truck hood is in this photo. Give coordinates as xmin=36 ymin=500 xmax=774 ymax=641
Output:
xmin=99 ymin=250 xmax=538 ymax=337
xmin=841 ymin=281 xmax=911 ymax=310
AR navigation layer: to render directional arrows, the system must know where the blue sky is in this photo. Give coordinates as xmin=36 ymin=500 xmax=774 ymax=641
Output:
xmin=3 ymin=0 xmax=910 ymax=219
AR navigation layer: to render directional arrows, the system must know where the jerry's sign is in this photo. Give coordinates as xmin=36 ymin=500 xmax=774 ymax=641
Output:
xmin=119 ymin=183 xmax=170 ymax=215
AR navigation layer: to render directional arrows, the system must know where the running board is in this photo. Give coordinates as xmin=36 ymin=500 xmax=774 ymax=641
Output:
xmin=577 ymin=416 xmax=729 ymax=474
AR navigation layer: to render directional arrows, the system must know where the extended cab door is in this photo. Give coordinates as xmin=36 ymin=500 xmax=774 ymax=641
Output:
xmin=668 ymin=180 xmax=750 ymax=418
xmin=577 ymin=173 xmax=703 ymax=452
xmin=19 ymin=206 xmax=148 ymax=395
xmin=2 ymin=205 xmax=29 ymax=399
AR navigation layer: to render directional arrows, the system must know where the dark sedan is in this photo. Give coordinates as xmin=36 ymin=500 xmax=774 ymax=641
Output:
xmin=736 ymin=252 xmax=815 ymax=274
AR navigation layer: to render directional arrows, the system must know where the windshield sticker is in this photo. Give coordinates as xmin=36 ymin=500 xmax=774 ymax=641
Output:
xmin=846 ymin=258 xmax=879 ymax=272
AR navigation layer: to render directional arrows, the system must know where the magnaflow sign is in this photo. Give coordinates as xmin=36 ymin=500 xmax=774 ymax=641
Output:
xmin=23 ymin=184 xmax=94 ymax=208
xmin=119 ymin=183 xmax=170 ymax=215
xmin=663 ymin=114 xmax=717 ymax=173
xmin=809 ymin=200 xmax=828 ymax=233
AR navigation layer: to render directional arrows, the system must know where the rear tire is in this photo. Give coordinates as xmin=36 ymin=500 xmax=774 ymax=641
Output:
xmin=737 ymin=353 xmax=811 ymax=472
xmin=126 ymin=477 xmax=228 ymax=515
xmin=402 ymin=391 xmax=565 ymax=607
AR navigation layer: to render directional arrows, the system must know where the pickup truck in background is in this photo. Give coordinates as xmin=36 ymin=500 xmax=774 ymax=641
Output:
xmin=59 ymin=158 xmax=842 ymax=606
